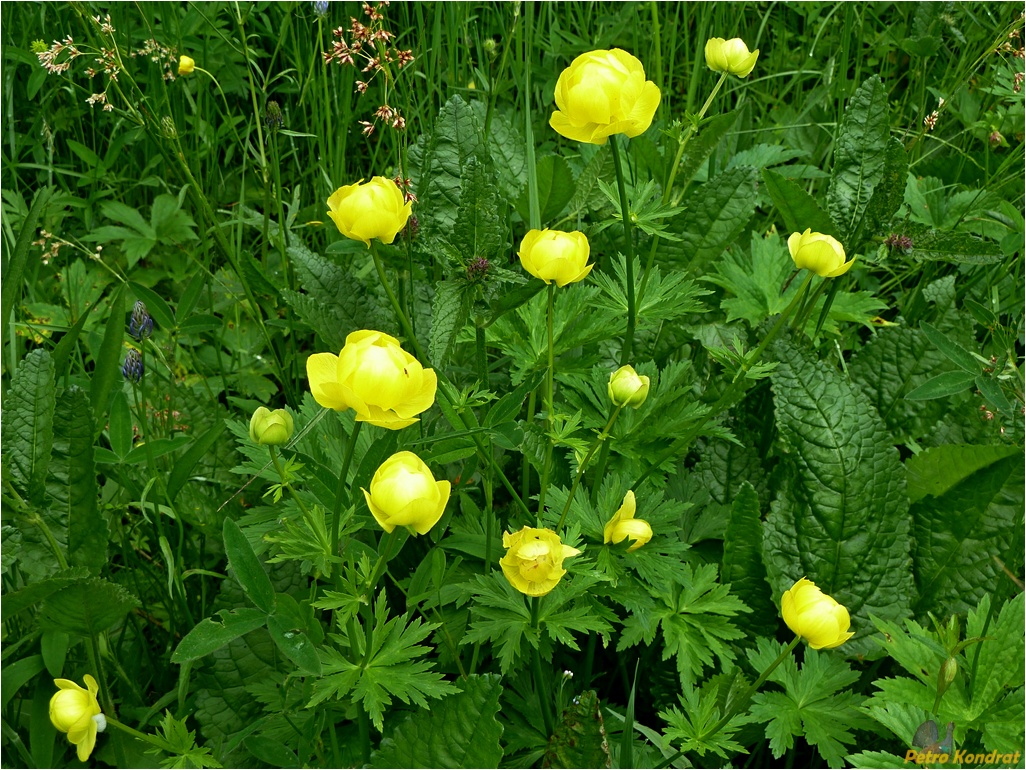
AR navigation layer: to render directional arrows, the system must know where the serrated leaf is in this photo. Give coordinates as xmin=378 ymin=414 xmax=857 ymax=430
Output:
xmin=454 ymin=155 xmax=506 ymax=259
xmin=721 ymin=481 xmax=776 ymax=636
xmin=1 ymin=567 xmax=91 ymax=617
xmin=544 ymin=690 xmax=611 ymax=769
xmin=828 ymin=76 xmax=890 ymax=240
xmin=48 ymin=387 xmax=106 ymax=574
xmin=420 ymin=95 xmax=485 ymax=230
xmin=371 ymin=674 xmax=504 ymax=768
xmin=847 ymin=137 xmax=907 ymax=253
xmin=966 ymin=593 xmax=1025 ymax=722
xmin=2 ymin=348 xmax=55 ymax=506
xmin=429 ymin=280 xmax=472 ymax=367
xmin=223 ymin=518 xmax=276 ymax=614
xmin=38 ymin=577 xmax=140 ymax=636
xmin=764 ymin=341 xmax=914 ymax=655
xmin=762 ymin=168 xmax=839 ymax=238
xmin=172 ymin=608 xmax=269 ymax=663
xmin=903 ymin=223 xmax=1005 ymax=264
xmin=910 ymin=452 xmax=1023 ymax=615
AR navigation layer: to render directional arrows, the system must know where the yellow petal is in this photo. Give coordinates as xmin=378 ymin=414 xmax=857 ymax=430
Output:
xmin=306 ymin=353 xmax=348 ymax=411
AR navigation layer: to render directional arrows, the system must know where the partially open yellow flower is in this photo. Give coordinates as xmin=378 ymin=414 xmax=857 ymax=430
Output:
xmin=178 ymin=55 xmax=195 ymax=76
xmin=550 ymin=49 xmax=661 ymax=144
xmin=306 ymin=330 xmax=436 ymax=430
xmin=518 ymin=229 xmax=593 ymax=287
xmin=781 ymin=577 xmax=854 ymax=650
xmin=603 ymin=491 xmax=653 ymax=552
xmin=249 ymin=406 xmax=294 ymax=446
xmin=704 ymin=38 xmax=759 ymax=78
xmin=362 ymin=451 xmax=451 ymax=535
xmin=787 ymin=229 xmax=855 ymax=277
xmin=500 ymin=526 xmax=581 ymax=597
xmin=327 ymin=177 xmax=412 ymax=246
xmin=608 ymin=365 xmax=650 ymax=408
xmin=50 ymin=675 xmax=106 ymax=762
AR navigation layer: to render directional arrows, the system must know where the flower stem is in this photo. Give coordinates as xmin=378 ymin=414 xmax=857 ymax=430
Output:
xmin=538 ymin=284 xmax=556 ymax=519
xmin=268 ymin=446 xmax=312 ymax=517
xmin=530 ymin=597 xmax=555 ymax=740
xmin=608 ymin=134 xmax=637 ymax=366
xmin=555 ymin=406 xmax=622 ymax=533
xmin=329 ymin=421 xmax=362 ymax=579
xmin=105 ymin=716 xmax=175 ymax=753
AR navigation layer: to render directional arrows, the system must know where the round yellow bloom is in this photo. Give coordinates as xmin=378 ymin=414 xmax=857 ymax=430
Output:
xmin=249 ymin=406 xmax=294 ymax=446
xmin=326 ymin=177 xmax=412 ymax=246
xmin=787 ymin=229 xmax=855 ymax=278
xmin=178 ymin=55 xmax=195 ymax=76
xmin=608 ymin=365 xmax=650 ymax=408
xmin=602 ymin=491 xmax=653 ymax=552
xmin=518 ymin=229 xmax=593 ymax=288
xmin=50 ymin=675 xmax=106 ymax=762
xmin=362 ymin=451 xmax=451 ymax=535
xmin=704 ymin=38 xmax=759 ymax=78
xmin=780 ymin=577 xmax=854 ymax=650
xmin=306 ymin=330 xmax=437 ymax=430
xmin=550 ymin=49 xmax=661 ymax=145
xmin=500 ymin=526 xmax=581 ymax=597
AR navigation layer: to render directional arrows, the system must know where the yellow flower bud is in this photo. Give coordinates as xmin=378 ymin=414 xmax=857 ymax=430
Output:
xmin=178 ymin=55 xmax=195 ymax=76
xmin=550 ymin=49 xmax=661 ymax=145
xmin=608 ymin=365 xmax=650 ymax=408
xmin=780 ymin=577 xmax=854 ymax=650
xmin=787 ymin=229 xmax=855 ymax=278
xmin=306 ymin=330 xmax=437 ymax=430
xmin=602 ymin=491 xmax=653 ymax=552
xmin=362 ymin=451 xmax=451 ymax=535
xmin=704 ymin=38 xmax=759 ymax=78
xmin=500 ymin=526 xmax=581 ymax=597
xmin=50 ymin=675 xmax=105 ymax=762
xmin=326 ymin=176 xmax=412 ymax=246
xmin=517 ymin=229 xmax=593 ymax=287
xmin=249 ymin=406 xmax=294 ymax=446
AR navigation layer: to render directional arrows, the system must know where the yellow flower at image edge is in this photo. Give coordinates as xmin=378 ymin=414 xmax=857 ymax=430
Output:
xmin=362 ymin=451 xmax=451 ymax=535
xmin=518 ymin=229 xmax=593 ymax=287
xmin=781 ymin=577 xmax=854 ymax=650
xmin=602 ymin=490 xmax=653 ymax=552
xmin=500 ymin=526 xmax=581 ymax=597
xmin=50 ymin=675 xmax=106 ymax=762
xmin=550 ymin=48 xmax=661 ymax=144
xmin=306 ymin=330 xmax=436 ymax=430
xmin=178 ymin=55 xmax=195 ymax=76
xmin=788 ymin=229 xmax=855 ymax=278
xmin=704 ymin=37 xmax=759 ymax=78
xmin=327 ymin=176 xmax=412 ymax=246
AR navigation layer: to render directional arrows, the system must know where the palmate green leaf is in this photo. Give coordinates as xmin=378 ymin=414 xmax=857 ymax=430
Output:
xmin=2 ymin=348 xmax=55 ymax=506
xmin=619 ymin=563 xmax=748 ymax=689
xmin=38 ymin=577 xmax=140 ymax=636
xmin=370 ymin=674 xmax=504 ymax=769
xmin=310 ymin=592 xmax=457 ymax=730
xmin=460 ymin=571 xmax=534 ymax=674
xmin=152 ymin=712 xmax=222 ymax=769
xmin=965 ymin=593 xmax=1025 ymax=724
xmin=48 ymin=387 xmax=107 ymax=574
xmin=847 ymin=750 xmax=917 ymax=768
xmin=828 ymin=75 xmax=890 ymax=240
xmin=909 ymin=449 xmax=1023 ymax=615
xmin=591 ymin=255 xmax=709 ymax=325
xmin=764 ymin=341 xmax=914 ymax=655
xmin=705 ymin=231 xmax=798 ymax=325
xmin=659 ymin=679 xmax=753 ymax=760
xmin=748 ymin=639 xmax=865 ymax=767
xmin=721 ymin=481 xmax=776 ymax=637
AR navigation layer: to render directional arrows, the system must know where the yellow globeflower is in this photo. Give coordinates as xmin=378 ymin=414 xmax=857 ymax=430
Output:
xmin=602 ymin=491 xmax=653 ymax=552
xmin=781 ymin=577 xmax=855 ymax=650
xmin=178 ymin=55 xmax=195 ymax=76
xmin=326 ymin=177 xmax=412 ymax=246
xmin=608 ymin=365 xmax=650 ymax=408
xmin=362 ymin=451 xmax=451 ymax=535
xmin=50 ymin=675 xmax=106 ymax=762
xmin=518 ymin=229 xmax=593 ymax=288
xmin=249 ymin=406 xmax=294 ymax=446
xmin=704 ymin=38 xmax=759 ymax=78
xmin=787 ymin=229 xmax=855 ymax=277
xmin=500 ymin=526 xmax=581 ymax=597
xmin=306 ymin=330 xmax=436 ymax=430
xmin=550 ymin=49 xmax=661 ymax=145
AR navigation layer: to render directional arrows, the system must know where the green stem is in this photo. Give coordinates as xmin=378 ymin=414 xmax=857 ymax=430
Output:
xmin=366 ymin=527 xmax=402 ymax=595
xmin=538 ymin=284 xmax=556 ymax=518
xmin=530 ymin=597 xmax=555 ymax=740
xmin=330 ymin=421 xmax=363 ymax=578
xmin=104 ymin=717 xmax=175 ymax=753
xmin=268 ymin=446 xmax=311 ymax=517
xmin=608 ymin=134 xmax=637 ymax=366
xmin=555 ymin=406 xmax=622 ymax=533
xmin=657 ymin=636 xmax=802 ymax=769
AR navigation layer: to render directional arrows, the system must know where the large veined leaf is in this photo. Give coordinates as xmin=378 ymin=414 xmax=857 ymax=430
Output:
xmin=721 ymin=481 xmax=776 ymax=637
xmin=429 ymin=280 xmax=472 ymax=369
xmin=828 ymin=75 xmax=890 ymax=240
xmin=2 ymin=348 xmax=55 ymax=506
xmin=415 ymin=95 xmax=485 ymax=230
xmin=846 ymin=137 xmax=907 ymax=254
xmin=764 ymin=340 xmax=914 ymax=655
xmin=47 ymin=387 xmax=107 ymax=575
xmin=37 ymin=577 xmax=140 ymax=636
xmin=907 ymin=446 xmax=1024 ymax=615
xmin=370 ymin=674 xmax=504 ymax=769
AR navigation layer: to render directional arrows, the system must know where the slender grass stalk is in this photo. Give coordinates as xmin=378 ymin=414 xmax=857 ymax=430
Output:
xmin=555 ymin=405 xmax=622 ymax=533
xmin=537 ymin=284 xmax=555 ymax=518
xmin=329 ymin=420 xmax=362 ymax=580
xmin=530 ymin=597 xmax=555 ymax=740
xmin=608 ymin=134 xmax=638 ymax=366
